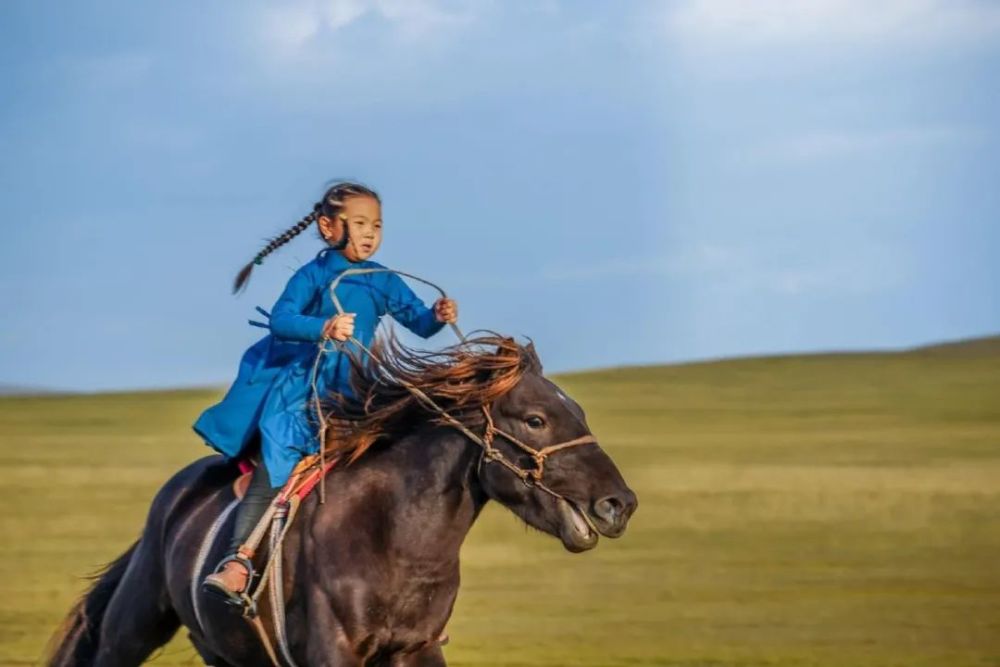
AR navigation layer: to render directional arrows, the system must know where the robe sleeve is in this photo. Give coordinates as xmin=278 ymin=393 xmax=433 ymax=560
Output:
xmin=268 ymin=264 xmax=328 ymax=342
xmin=383 ymin=272 xmax=446 ymax=339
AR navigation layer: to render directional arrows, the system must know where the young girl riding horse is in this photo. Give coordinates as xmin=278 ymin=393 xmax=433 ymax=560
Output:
xmin=194 ymin=181 xmax=458 ymax=602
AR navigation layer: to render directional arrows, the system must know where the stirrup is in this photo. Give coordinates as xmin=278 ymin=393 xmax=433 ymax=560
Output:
xmin=202 ymin=553 xmax=256 ymax=613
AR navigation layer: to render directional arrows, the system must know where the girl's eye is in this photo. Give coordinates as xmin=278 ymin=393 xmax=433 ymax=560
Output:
xmin=525 ymin=415 xmax=546 ymax=429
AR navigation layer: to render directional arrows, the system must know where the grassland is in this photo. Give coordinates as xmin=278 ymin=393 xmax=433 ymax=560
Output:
xmin=1 ymin=337 xmax=998 ymax=666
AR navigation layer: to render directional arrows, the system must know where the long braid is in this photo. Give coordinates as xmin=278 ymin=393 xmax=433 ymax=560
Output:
xmin=233 ymin=204 xmax=321 ymax=293
xmin=233 ymin=180 xmax=381 ymax=293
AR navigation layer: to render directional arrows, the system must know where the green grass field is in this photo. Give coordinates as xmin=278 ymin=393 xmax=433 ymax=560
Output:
xmin=2 ymin=337 xmax=999 ymax=666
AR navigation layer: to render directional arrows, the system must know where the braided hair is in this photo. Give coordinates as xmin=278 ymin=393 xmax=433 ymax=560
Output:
xmin=233 ymin=180 xmax=381 ymax=293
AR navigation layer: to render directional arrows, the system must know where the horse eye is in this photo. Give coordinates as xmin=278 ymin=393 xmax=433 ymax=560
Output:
xmin=525 ymin=415 xmax=546 ymax=429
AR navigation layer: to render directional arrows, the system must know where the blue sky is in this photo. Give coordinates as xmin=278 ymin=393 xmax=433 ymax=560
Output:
xmin=1 ymin=0 xmax=998 ymax=391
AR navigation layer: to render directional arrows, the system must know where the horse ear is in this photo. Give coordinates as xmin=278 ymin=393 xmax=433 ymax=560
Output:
xmin=481 ymin=339 xmax=517 ymax=383
xmin=524 ymin=341 xmax=543 ymax=374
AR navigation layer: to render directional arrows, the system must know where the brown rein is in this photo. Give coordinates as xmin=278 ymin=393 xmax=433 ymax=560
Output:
xmin=311 ymin=267 xmax=598 ymax=504
xmin=478 ymin=404 xmax=597 ymax=494
xmin=243 ymin=267 xmax=598 ymax=667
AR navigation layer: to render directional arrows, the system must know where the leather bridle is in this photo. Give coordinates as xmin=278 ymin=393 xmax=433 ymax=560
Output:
xmin=313 ymin=266 xmax=599 ymax=504
xmin=474 ymin=404 xmax=597 ymax=500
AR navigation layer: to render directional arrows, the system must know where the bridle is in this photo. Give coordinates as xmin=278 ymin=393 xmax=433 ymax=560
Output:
xmin=475 ymin=404 xmax=597 ymax=499
xmin=242 ymin=266 xmax=599 ymax=667
xmin=311 ymin=267 xmax=598 ymax=505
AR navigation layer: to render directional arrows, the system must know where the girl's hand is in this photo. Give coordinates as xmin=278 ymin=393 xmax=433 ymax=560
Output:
xmin=322 ymin=313 xmax=356 ymax=341
xmin=434 ymin=298 xmax=458 ymax=324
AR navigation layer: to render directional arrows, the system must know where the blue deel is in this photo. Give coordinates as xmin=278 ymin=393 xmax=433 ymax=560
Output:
xmin=193 ymin=248 xmax=446 ymax=487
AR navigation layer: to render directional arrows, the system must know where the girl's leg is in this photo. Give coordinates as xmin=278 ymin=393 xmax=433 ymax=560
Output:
xmin=227 ymin=463 xmax=279 ymax=555
xmin=203 ymin=464 xmax=279 ymax=600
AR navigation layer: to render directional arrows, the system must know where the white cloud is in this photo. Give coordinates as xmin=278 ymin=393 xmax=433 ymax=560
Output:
xmin=258 ymin=6 xmax=325 ymax=55
xmin=325 ymin=0 xmax=370 ymax=31
xmin=370 ymin=0 xmax=478 ymax=39
xmin=663 ymin=0 xmax=1000 ymax=48
xmin=255 ymin=0 xmax=485 ymax=58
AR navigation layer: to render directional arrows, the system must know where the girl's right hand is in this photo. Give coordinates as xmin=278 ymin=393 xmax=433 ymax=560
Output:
xmin=322 ymin=313 xmax=356 ymax=341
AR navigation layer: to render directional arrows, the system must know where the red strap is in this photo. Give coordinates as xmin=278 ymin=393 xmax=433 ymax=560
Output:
xmin=292 ymin=458 xmax=340 ymax=500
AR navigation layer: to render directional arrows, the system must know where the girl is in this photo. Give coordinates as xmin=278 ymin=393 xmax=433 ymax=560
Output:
xmin=196 ymin=181 xmax=458 ymax=602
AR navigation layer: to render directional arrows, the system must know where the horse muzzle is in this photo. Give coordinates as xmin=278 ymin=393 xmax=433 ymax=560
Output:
xmin=590 ymin=487 xmax=638 ymax=538
xmin=556 ymin=498 xmax=600 ymax=552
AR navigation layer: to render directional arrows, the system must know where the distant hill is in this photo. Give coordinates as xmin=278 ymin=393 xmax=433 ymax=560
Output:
xmin=909 ymin=333 xmax=1000 ymax=357
xmin=1 ymin=334 xmax=997 ymax=398
xmin=0 ymin=384 xmax=57 ymax=397
xmin=559 ymin=333 xmax=1000 ymax=381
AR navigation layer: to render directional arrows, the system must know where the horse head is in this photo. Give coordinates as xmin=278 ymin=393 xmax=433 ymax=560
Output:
xmin=331 ymin=333 xmax=638 ymax=554
xmin=475 ymin=341 xmax=638 ymax=552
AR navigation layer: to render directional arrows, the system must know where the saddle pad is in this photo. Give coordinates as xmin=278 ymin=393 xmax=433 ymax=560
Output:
xmin=231 ymin=454 xmax=339 ymax=503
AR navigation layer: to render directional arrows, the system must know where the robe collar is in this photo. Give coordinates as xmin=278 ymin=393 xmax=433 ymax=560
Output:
xmin=317 ymin=247 xmax=364 ymax=271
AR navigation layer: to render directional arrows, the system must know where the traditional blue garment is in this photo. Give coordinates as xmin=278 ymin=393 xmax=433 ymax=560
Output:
xmin=193 ymin=248 xmax=445 ymax=487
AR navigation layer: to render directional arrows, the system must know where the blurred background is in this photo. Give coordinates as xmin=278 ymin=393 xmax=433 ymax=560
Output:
xmin=1 ymin=1 xmax=998 ymax=666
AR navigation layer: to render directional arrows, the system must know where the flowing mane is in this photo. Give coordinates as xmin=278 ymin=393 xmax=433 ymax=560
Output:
xmin=322 ymin=331 xmax=542 ymax=463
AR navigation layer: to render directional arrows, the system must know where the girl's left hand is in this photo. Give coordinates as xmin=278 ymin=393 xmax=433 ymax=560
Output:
xmin=434 ymin=298 xmax=458 ymax=324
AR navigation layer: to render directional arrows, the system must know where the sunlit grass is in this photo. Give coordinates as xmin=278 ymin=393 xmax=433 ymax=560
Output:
xmin=1 ymin=338 xmax=998 ymax=666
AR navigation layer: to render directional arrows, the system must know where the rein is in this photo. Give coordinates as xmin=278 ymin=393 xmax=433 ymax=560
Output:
xmin=309 ymin=267 xmax=597 ymax=504
xmin=243 ymin=267 xmax=597 ymax=667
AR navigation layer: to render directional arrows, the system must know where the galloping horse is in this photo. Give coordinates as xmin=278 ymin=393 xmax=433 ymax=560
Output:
xmin=47 ymin=335 xmax=638 ymax=666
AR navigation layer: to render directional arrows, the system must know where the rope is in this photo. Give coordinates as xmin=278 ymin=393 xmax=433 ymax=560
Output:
xmin=238 ymin=495 xmax=303 ymax=667
xmin=190 ymin=494 xmax=296 ymax=666
xmin=248 ymin=615 xmax=283 ymax=667
xmin=268 ymin=496 xmax=302 ymax=667
xmin=249 ymin=497 xmax=301 ymax=612
xmin=191 ymin=498 xmax=240 ymax=636
xmin=249 ymin=265 xmax=597 ymax=666
xmin=310 ymin=266 xmax=596 ymax=504
xmin=238 ymin=498 xmax=282 ymax=559
xmin=326 ymin=267 xmax=465 ymax=343
xmin=311 ymin=267 xmax=464 ymax=504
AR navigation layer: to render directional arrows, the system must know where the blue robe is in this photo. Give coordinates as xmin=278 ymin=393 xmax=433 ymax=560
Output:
xmin=193 ymin=248 xmax=445 ymax=487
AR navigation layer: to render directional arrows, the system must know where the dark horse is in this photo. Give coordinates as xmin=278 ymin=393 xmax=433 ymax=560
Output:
xmin=47 ymin=335 xmax=638 ymax=666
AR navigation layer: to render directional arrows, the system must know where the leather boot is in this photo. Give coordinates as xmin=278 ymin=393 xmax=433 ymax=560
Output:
xmin=203 ymin=560 xmax=249 ymax=596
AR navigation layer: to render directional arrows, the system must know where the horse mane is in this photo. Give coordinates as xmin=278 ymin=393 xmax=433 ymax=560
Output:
xmin=322 ymin=331 xmax=541 ymax=464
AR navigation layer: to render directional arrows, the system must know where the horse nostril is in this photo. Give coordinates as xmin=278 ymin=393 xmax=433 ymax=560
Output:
xmin=623 ymin=488 xmax=638 ymax=516
xmin=594 ymin=495 xmax=624 ymax=522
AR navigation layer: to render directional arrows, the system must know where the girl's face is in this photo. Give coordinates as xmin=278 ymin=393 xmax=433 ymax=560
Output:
xmin=319 ymin=195 xmax=383 ymax=262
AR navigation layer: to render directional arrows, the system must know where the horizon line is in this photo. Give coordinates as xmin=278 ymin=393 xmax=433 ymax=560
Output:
xmin=3 ymin=331 xmax=997 ymax=399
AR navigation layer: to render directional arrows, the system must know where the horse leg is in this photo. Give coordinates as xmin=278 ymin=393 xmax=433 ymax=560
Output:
xmin=93 ymin=540 xmax=180 ymax=667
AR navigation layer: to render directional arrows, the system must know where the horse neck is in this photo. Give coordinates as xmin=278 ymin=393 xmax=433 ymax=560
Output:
xmin=380 ymin=426 xmax=488 ymax=545
xmin=307 ymin=425 xmax=488 ymax=561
